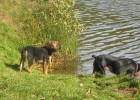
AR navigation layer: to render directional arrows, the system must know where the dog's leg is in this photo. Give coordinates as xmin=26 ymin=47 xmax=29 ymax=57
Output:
xmin=27 ymin=58 xmax=33 ymax=73
xmin=99 ymin=65 xmax=105 ymax=74
xmin=49 ymin=56 xmax=52 ymax=65
xmin=19 ymin=50 xmax=26 ymax=72
xmin=27 ymin=64 xmax=33 ymax=73
xmin=19 ymin=60 xmax=23 ymax=72
xmin=43 ymin=63 xmax=49 ymax=74
xmin=49 ymin=56 xmax=52 ymax=72
xmin=19 ymin=56 xmax=26 ymax=72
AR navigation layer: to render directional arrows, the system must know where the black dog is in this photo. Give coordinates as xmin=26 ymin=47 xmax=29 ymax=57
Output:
xmin=92 ymin=54 xmax=140 ymax=76
xmin=19 ymin=41 xmax=60 ymax=74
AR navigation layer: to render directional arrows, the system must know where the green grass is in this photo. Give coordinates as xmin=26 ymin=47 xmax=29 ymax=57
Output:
xmin=0 ymin=69 xmax=140 ymax=100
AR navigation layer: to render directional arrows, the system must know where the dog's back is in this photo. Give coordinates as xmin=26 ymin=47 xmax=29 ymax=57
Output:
xmin=21 ymin=46 xmax=48 ymax=61
xmin=112 ymin=58 xmax=136 ymax=75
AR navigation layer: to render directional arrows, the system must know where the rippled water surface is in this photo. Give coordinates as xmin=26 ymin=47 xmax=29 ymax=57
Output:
xmin=75 ymin=0 xmax=140 ymax=75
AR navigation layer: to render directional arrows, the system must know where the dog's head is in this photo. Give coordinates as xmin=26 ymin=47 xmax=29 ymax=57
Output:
xmin=92 ymin=55 xmax=104 ymax=63
xmin=46 ymin=41 xmax=61 ymax=51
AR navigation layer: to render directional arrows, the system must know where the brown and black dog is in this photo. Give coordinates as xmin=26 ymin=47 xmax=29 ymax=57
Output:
xmin=92 ymin=54 xmax=140 ymax=76
xmin=19 ymin=41 xmax=60 ymax=74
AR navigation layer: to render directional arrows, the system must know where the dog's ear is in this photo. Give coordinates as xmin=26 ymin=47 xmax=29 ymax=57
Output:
xmin=92 ymin=55 xmax=96 ymax=58
xmin=57 ymin=42 xmax=61 ymax=49
xmin=47 ymin=41 xmax=52 ymax=45
xmin=46 ymin=41 xmax=54 ymax=47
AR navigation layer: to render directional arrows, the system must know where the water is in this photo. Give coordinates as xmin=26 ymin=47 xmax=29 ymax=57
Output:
xmin=75 ymin=0 xmax=140 ymax=75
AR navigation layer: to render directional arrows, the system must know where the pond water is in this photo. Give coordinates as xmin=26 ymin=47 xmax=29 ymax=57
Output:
xmin=75 ymin=0 xmax=140 ymax=75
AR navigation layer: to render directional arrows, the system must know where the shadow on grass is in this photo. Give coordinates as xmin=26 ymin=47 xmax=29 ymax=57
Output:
xmin=5 ymin=63 xmax=27 ymax=72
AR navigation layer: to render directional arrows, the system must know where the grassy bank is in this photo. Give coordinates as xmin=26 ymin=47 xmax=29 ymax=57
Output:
xmin=0 ymin=71 xmax=140 ymax=99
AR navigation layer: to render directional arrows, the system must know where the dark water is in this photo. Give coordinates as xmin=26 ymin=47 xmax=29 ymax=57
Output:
xmin=75 ymin=0 xmax=140 ymax=75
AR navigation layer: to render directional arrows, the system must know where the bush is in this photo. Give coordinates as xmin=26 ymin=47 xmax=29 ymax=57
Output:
xmin=18 ymin=0 xmax=82 ymax=57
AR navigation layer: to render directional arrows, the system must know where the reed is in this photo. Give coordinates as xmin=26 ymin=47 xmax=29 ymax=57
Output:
xmin=0 ymin=0 xmax=82 ymax=68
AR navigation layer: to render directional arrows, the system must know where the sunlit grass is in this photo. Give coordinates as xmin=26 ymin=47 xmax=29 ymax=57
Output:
xmin=0 ymin=71 xmax=140 ymax=100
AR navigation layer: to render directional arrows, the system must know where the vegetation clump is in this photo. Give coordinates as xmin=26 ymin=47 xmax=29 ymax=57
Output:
xmin=0 ymin=0 xmax=82 ymax=68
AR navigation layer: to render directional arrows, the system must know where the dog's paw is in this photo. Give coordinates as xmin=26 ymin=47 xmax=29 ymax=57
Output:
xmin=44 ymin=71 xmax=48 ymax=74
xmin=27 ymin=68 xmax=32 ymax=73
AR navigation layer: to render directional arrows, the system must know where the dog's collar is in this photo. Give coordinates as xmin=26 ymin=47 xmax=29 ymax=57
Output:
xmin=136 ymin=63 xmax=139 ymax=72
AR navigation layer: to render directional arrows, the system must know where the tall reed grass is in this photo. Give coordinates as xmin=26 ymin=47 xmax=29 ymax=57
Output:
xmin=17 ymin=0 xmax=82 ymax=57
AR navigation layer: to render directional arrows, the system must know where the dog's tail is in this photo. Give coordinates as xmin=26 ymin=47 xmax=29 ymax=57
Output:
xmin=19 ymin=49 xmax=28 ymax=72
xmin=92 ymin=55 xmax=97 ymax=58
